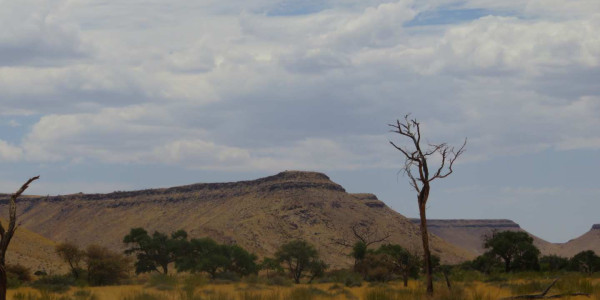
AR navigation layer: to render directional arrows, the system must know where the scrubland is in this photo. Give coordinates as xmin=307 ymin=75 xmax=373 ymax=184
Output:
xmin=8 ymin=272 xmax=600 ymax=300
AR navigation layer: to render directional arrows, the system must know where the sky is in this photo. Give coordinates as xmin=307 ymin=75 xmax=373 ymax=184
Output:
xmin=1 ymin=0 xmax=599 ymax=243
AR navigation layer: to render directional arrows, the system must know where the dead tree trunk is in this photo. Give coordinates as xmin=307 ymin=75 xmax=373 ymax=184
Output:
xmin=500 ymin=278 xmax=590 ymax=299
xmin=418 ymin=186 xmax=433 ymax=294
xmin=0 ymin=176 xmax=39 ymax=300
xmin=389 ymin=115 xmax=466 ymax=296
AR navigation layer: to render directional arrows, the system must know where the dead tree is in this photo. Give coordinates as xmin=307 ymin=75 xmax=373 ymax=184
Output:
xmin=0 ymin=176 xmax=39 ymax=300
xmin=332 ymin=222 xmax=390 ymax=248
xmin=500 ymin=278 xmax=590 ymax=299
xmin=389 ymin=115 xmax=466 ymax=295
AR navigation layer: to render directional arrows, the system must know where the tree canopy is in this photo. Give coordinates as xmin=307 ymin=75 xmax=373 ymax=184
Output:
xmin=483 ymin=231 xmax=540 ymax=272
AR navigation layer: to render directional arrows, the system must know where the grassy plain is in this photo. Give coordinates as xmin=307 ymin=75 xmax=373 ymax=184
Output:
xmin=8 ymin=274 xmax=600 ymax=300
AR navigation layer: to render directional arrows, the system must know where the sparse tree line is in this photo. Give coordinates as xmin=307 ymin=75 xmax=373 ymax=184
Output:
xmin=461 ymin=230 xmax=600 ymax=275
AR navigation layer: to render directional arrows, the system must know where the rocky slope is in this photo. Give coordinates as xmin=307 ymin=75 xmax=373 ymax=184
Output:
xmin=557 ymin=224 xmax=600 ymax=257
xmin=410 ymin=219 xmax=560 ymax=256
xmin=0 ymin=171 xmax=474 ymax=268
xmin=0 ymin=218 xmax=64 ymax=273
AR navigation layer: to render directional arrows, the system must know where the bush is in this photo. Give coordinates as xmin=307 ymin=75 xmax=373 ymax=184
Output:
xmin=85 ymin=244 xmax=131 ymax=285
xmin=320 ymin=269 xmax=362 ymax=287
xmin=7 ymin=263 xmax=33 ymax=282
xmin=31 ymin=274 xmax=76 ymax=293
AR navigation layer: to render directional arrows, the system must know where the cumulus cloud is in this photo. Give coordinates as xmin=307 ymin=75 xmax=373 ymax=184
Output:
xmin=0 ymin=0 xmax=599 ymax=171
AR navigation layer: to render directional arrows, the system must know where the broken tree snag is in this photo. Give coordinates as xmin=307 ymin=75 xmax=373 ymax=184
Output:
xmin=0 ymin=176 xmax=40 ymax=300
xmin=500 ymin=278 xmax=591 ymax=299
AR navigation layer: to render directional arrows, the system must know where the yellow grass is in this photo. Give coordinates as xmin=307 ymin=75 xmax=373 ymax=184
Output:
xmin=7 ymin=279 xmax=599 ymax=300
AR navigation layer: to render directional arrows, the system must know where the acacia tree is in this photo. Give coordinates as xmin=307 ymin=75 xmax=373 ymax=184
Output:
xmin=389 ymin=115 xmax=466 ymax=295
xmin=0 ymin=176 xmax=39 ymax=300
xmin=56 ymin=241 xmax=84 ymax=279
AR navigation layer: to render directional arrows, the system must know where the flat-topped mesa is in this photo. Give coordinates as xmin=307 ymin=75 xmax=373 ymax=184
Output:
xmin=410 ymin=219 xmax=521 ymax=229
xmin=591 ymin=224 xmax=600 ymax=230
xmin=0 ymin=170 xmax=346 ymax=203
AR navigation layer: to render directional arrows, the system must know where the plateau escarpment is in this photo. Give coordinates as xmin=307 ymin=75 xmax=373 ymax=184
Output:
xmin=0 ymin=171 xmax=474 ymax=268
xmin=410 ymin=219 xmax=560 ymax=256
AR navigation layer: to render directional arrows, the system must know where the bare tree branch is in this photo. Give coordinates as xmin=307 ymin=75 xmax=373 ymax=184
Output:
xmin=389 ymin=115 xmax=466 ymax=295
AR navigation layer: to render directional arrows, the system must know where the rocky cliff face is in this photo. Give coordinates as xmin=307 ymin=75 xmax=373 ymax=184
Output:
xmin=0 ymin=171 xmax=474 ymax=268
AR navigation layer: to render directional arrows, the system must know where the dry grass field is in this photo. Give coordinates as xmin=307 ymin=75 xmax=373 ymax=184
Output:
xmin=7 ymin=275 xmax=600 ymax=300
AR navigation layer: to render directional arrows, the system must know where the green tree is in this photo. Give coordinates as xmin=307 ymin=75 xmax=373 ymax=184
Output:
xmin=85 ymin=244 xmax=131 ymax=286
xmin=275 ymin=240 xmax=322 ymax=284
xmin=376 ymin=244 xmax=420 ymax=287
xmin=539 ymin=255 xmax=569 ymax=272
xmin=355 ymin=252 xmax=394 ymax=282
xmin=222 ymin=244 xmax=258 ymax=276
xmin=351 ymin=241 xmax=368 ymax=267
xmin=260 ymin=257 xmax=283 ymax=278
xmin=175 ymin=237 xmax=225 ymax=278
xmin=123 ymin=228 xmax=188 ymax=274
xmin=307 ymin=259 xmax=327 ymax=283
xmin=569 ymin=250 xmax=600 ymax=274
xmin=55 ymin=242 xmax=84 ymax=279
xmin=469 ymin=252 xmax=502 ymax=274
xmin=483 ymin=231 xmax=540 ymax=272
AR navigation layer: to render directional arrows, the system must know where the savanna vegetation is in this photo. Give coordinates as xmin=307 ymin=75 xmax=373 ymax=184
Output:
xmin=5 ymin=226 xmax=600 ymax=300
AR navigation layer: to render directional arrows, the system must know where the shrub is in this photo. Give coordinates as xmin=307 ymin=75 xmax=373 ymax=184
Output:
xmin=85 ymin=244 xmax=131 ymax=285
xmin=31 ymin=274 xmax=76 ymax=293
xmin=7 ymin=263 xmax=33 ymax=282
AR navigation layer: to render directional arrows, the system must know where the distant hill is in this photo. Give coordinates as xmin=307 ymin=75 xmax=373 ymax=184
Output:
xmin=411 ymin=219 xmax=600 ymax=258
xmin=0 ymin=218 xmax=65 ymax=273
xmin=0 ymin=171 xmax=474 ymax=268
xmin=557 ymin=224 xmax=600 ymax=257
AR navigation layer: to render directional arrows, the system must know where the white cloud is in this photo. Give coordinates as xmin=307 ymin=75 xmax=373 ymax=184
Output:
xmin=0 ymin=140 xmax=23 ymax=162
xmin=0 ymin=0 xmax=599 ymax=171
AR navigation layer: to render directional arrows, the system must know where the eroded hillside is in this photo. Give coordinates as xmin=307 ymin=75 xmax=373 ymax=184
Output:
xmin=0 ymin=171 xmax=474 ymax=268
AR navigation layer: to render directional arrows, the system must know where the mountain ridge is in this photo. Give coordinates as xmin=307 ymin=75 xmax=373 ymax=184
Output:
xmin=0 ymin=171 xmax=474 ymax=269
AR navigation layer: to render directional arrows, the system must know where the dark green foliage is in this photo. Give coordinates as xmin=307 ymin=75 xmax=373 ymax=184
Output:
xmin=31 ymin=275 xmax=76 ymax=293
xmin=483 ymin=231 xmax=540 ymax=272
xmin=355 ymin=253 xmax=394 ymax=282
xmin=376 ymin=244 xmax=420 ymax=286
xmin=467 ymin=252 xmax=502 ymax=274
xmin=123 ymin=228 xmax=188 ymax=274
xmin=355 ymin=244 xmax=421 ymax=284
xmin=85 ymin=244 xmax=131 ymax=286
xmin=307 ymin=259 xmax=327 ymax=283
xmin=224 ymin=244 xmax=259 ymax=276
xmin=176 ymin=237 xmax=224 ymax=278
xmin=351 ymin=241 xmax=367 ymax=265
xmin=260 ymin=257 xmax=284 ymax=277
xmin=275 ymin=240 xmax=324 ymax=284
xmin=539 ymin=255 xmax=569 ymax=272
xmin=175 ymin=237 xmax=258 ymax=279
xmin=6 ymin=264 xmax=32 ymax=282
xmin=568 ymin=250 xmax=600 ymax=274
xmin=321 ymin=269 xmax=363 ymax=287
